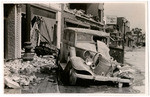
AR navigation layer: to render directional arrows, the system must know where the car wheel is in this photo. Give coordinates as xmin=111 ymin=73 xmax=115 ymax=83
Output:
xmin=69 ymin=69 xmax=77 ymax=85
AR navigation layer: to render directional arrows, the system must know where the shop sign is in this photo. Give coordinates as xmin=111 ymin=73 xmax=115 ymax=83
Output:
xmin=106 ymin=15 xmax=117 ymax=24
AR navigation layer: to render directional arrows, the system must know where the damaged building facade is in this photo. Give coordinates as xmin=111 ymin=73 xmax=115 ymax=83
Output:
xmin=105 ymin=16 xmax=131 ymax=48
xmin=61 ymin=3 xmax=104 ymax=32
xmin=4 ymin=4 xmax=62 ymax=60
xmin=117 ymin=17 xmax=132 ymax=47
xmin=4 ymin=3 xmax=125 ymax=63
xmin=4 ymin=3 xmax=106 ymax=59
xmin=105 ymin=16 xmax=131 ymax=63
xmin=4 ymin=3 xmax=128 ymax=64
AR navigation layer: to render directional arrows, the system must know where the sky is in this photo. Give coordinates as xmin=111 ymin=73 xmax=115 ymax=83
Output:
xmin=104 ymin=2 xmax=146 ymax=33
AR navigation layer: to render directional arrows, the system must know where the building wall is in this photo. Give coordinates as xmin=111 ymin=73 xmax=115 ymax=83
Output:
xmin=117 ymin=17 xmax=130 ymax=37
xmin=117 ymin=17 xmax=123 ymax=33
xmin=4 ymin=5 xmax=22 ymax=59
xmin=6 ymin=5 xmax=16 ymax=59
xmin=21 ymin=4 xmax=60 ymax=49
xmin=4 ymin=4 xmax=60 ymax=59
xmin=86 ymin=4 xmax=99 ymax=17
xmin=86 ymin=3 xmax=104 ymax=22
xmin=37 ymin=3 xmax=61 ymax=11
xmin=117 ymin=17 xmax=131 ymax=47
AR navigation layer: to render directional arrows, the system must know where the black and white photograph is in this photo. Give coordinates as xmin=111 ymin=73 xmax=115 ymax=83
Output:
xmin=2 ymin=1 xmax=148 ymax=95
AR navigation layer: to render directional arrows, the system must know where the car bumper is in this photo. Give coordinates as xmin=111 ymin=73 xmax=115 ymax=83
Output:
xmin=75 ymin=72 xmax=131 ymax=83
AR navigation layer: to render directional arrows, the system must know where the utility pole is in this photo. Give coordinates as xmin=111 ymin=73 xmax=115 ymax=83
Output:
xmin=122 ymin=19 xmax=127 ymax=63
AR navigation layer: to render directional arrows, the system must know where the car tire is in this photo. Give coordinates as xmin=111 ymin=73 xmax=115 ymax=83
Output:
xmin=69 ymin=69 xmax=77 ymax=85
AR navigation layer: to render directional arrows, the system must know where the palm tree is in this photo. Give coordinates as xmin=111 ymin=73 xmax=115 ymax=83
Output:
xmin=133 ymin=28 xmax=142 ymax=46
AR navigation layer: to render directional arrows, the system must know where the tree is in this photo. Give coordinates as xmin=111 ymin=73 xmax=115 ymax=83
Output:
xmin=132 ymin=28 xmax=143 ymax=46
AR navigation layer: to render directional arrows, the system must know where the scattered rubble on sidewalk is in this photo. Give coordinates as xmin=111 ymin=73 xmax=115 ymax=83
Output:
xmin=4 ymin=54 xmax=58 ymax=89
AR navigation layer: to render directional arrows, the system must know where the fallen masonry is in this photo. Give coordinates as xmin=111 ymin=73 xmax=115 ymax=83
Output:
xmin=4 ymin=55 xmax=58 ymax=89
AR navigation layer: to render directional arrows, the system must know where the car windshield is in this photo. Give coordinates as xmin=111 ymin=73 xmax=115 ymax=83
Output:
xmin=76 ymin=42 xmax=97 ymax=52
xmin=77 ymin=33 xmax=93 ymax=42
xmin=76 ymin=40 xmax=110 ymax=61
xmin=76 ymin=33 xmax=109 ymax=52
xmin=76 ymin=33 xmax=96 ymax=52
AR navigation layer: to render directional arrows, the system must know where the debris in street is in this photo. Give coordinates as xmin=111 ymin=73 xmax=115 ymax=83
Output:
xmin=113 ymin=64 xmax=135 ymax=79
xmin=4 ymin=54 xmax=58 ymax=88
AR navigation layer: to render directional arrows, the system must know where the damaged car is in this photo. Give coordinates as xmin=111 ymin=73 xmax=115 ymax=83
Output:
xmin=59 ymin=27 xmax=133 ymax=87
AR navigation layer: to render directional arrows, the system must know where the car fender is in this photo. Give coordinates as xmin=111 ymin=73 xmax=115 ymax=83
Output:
xmin=69 ymin=57 xmax=94 ymax=76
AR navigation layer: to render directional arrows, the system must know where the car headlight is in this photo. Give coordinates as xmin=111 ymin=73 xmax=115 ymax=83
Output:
xmin=83 ymin=51 xmax=91 ymax=58
xmin=85 ymin=57 xmax=93 ymax=66
xmin=90 ymin=64 xmax=96 ymax=69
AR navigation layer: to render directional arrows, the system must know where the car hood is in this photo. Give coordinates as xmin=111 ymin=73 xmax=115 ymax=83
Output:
xmin=97 ymin=40 xmax=111 ymax=60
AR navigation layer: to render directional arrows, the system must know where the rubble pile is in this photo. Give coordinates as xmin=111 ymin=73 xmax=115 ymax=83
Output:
xmin=113 ymin=64 xmax=135 ymax=80
xmin=64 ymin=5 xmax=100 ymax=22
xmin=4 ymin=55 xmax=58 ymax=89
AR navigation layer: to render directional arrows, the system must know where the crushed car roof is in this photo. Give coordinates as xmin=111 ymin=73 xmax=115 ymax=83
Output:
xmin=65 ymin=27 xmax=110 ymax=37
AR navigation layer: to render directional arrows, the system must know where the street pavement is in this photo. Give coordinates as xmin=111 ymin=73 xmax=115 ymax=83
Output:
xmin=124 ymin=47 xmax=146 ymax=93
xmin=124 ymin=47 xmax=145 ymax=73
